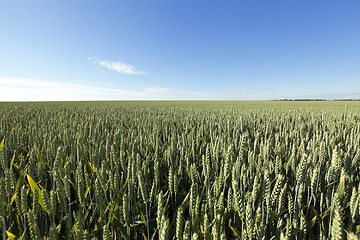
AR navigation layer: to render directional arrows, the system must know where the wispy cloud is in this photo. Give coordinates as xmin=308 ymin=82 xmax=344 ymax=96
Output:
xmin=0 ymin=76 xmax=213 ymax=101
xmin=90 ymin=58 xmax=145 ymax=75
xmin=0 ymin=77 xmax=146 ymax=101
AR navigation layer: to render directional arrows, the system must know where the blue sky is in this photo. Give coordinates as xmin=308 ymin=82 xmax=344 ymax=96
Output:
xmin=1 ymin=0 xmax=359 ymax=101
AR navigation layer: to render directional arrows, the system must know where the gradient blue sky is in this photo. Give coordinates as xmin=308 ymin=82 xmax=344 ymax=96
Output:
xmin=1 ymin=0 xmax=359 ymax=101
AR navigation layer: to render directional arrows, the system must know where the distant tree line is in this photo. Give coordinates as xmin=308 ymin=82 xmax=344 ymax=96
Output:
xmin=273 ymin=99 xmax=360 ymax=101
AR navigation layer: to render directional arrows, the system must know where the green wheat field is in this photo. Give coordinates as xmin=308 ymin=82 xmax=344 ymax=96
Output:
xmin=0 ymin=101 xmax=360 ymax=239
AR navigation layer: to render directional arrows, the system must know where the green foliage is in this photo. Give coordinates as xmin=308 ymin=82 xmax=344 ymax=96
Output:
xmin=0 ymin=101 xmax=359 ymax=239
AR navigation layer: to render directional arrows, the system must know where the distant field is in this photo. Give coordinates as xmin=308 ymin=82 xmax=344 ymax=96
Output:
xmin=1 ymin=100 xmax=360 ymax=113
xmin=0 ymin=101 xmax=359 ymax=239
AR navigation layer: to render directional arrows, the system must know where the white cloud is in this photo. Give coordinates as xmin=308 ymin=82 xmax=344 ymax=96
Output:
xmin=90 ymin=58 xmax=145 ymax=75
xmin=0 ymin=76 xmax=147 ymax=101
xmin=0 ymin=76 xmax=215 ymax=101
